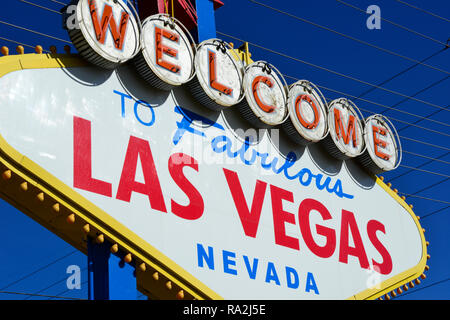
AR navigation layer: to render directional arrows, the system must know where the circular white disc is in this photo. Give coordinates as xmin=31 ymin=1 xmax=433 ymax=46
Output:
xmin=327 ymin=99 xmax=365 ymax=157
xmin=243 ymin=62 xmax=287 ymax=126
xmin=287 ymin=81 xmax=328 ymax=142
xmin=194 ymin=39 xmax=244 ymax=107
xmin=77 ymin=0 xmax=140 ymax=64
xmin=140 ymin=15 xmax=195 ymax=86
xmin=364 ymin=115 xmax=399 ymax=171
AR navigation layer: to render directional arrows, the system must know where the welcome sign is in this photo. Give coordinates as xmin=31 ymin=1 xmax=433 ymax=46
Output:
xmin=0 ymin=0 xmax=427 ymax=300
xmin=68 ymin=0 xmax=402 ymax=173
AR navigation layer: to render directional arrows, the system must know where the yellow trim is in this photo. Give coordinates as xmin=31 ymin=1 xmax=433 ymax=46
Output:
xmin=229 ymin=42 xmax=254 ymax=66
xmin=0 ymin=53 xmax=426 ymax=300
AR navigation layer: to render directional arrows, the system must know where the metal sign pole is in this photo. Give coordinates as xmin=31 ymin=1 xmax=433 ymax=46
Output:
xmin=196 ymin=0 xmax=217 ymax=41
xmin=88 ymin=239 xmax=137 ymax=300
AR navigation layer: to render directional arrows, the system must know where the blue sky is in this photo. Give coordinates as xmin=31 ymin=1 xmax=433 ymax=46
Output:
xmin=0 ymin=0 xmax=449 ymax=300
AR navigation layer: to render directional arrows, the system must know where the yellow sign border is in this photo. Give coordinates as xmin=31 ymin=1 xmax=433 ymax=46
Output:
xmin=0 ymin=52 xmax=427 ymax=300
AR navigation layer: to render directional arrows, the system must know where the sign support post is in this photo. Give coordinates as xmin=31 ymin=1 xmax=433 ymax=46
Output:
xmin=196 ymin=0 xmax=217 ymax=41
xmin=88 ymin=239 xmax=137 ymax=300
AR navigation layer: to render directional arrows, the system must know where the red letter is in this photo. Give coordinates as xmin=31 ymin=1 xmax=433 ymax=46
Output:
xmin=252 ymin=76 xmax=275 ymax=113
xmin=168 ymin=153 xmax=204 ymax=220
xmin=372 ymin=125 xmax=390 ymax=160
xmin=208 ymin=50 xmax=233 ymax=95
xmin=333 ymin=108 xmax=358 ymax=147
xmin=270 ymin=185 xmax=299 ymax=251
xmin=339 ymin=210 xmax=369 ymax=269
xmin=155 ymin=26 xmax=180 ymax=74
xmin=295 ymin=94 xmax=320 ymax=129
xmin=367 ymin=220 xmax=392 ymax=275
xmin=116 ymin=136 xmax=167 ymax=213
xmin=223 ymin=169 xmax=266 ymax=238
xmin=73 ymin=116 xmax=112 ymax=197
xmin=298 ymin=198 xmax=336 ymax=258
xmin=89 ymin=0 xmax=129 ymax=50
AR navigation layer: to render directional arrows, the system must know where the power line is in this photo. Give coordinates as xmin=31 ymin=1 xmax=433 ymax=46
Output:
xmin=413 ymin=177 xmax=449 ymax=197
xmin=247 ymin=0 xmax=450 ymax=75
xmin=281 ymin=73 xmax=450 ymax=158
xmin=49 ymin=280 xmax=88 ymax=300
xmin=318 ymin=90 xmax=450 ymax=153
xmin=345 ymin=99 xmax=450 ymax=137
xmin=283 ymin=74 xmax=450 ymax=129
xmin=355 ymin=73 xmax=450 ymax=144
xmin=0 ymin=250 xmax=77 ymax=290
xmin=18 ymin=0 xmax=62 ymax=14
xmin=369 ymin=113 xmax=450 ymax=138
xmin=421 ymin=205 xmax=450 ymax=220
xmin=399 ymin=135 xmax=450 ymax=152
xmin=397 ymin=105 xmax=449 ymax=134
xmin=380 ymin=75 xmax=450 ymax=116
xmin=284 ymin=75 xmax=450 ymax=157
xmin=0 ymin=36 xmax=50 ymax=53
xmin=310 ymin=89 xmax=450 ymax=177
xmin=24 ymin=267 xmax=88 ymax=300
xmin=216 ymin=31 xmax=450 ymax=113
xmin=395 ymin=0 xmax=450 ymax=24
xmin=335 ymin=0 xmax=449 ymax=47
xmin=388 ymin=151 xmax=450 ymax=182
xmin=0 ymin=290 xmax=83 ymax=300
xmin=394 ymin=277 xmax=450 ymax=298
xmin=398 ymin=192 xmax=450 ymax=205
xmin=403 ymin=150 xmax=450 ymax=166
xmin=0 ymin=20 xmax=72 ymax=44
xmin=283 ymin=74 xmax=450 ymax=138
xmin=45 ymin=0 xmax=69 ymax=5
xmin=374 ymin=114 xmax=450 ymax=138
xmin=399 ymin=164 xmax=450 ymax=179
xmin=356 ymin=47 xmax=447 ymax=99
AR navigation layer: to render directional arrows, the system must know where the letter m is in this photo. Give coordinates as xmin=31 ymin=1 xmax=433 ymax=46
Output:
xmin=333 ymin=108 xmax=358 ymax=147
xmin=89 ymin=0 xmax=129 ymax=50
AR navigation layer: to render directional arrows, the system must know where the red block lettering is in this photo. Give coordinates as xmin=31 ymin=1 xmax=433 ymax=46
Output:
xmin=372 ymin=125 xmax=390 ymax=161
xmin=168 ymin=153 xmax=204 ymax=220
xmin=295 ymin=94 xmax=320 ymax=129
xmin=252 ymin=76 xmax=275 ymax=113
xmin=89 ymin=0 xmax=129 ymax=50
xmin=270 ymin=185 xmax=299 ymax=251
xmin=339 ymin=210 xmax=369 ymax=269
xmin=333 ymin=108 xmax=358 ymax=147
xmin=155 ymin=26 xmax=180 ymax=74
xmin=73 ymin=116 xmax=112 ymax=197
xmin=298 ymin=198 xmax=336 ymax=258
xmin=367 ymin=220 xmax=393 ymax=275
xmin=116 ymin=136 xmax=167 ymax=213
xmin=208 ymin=50 xmax=233 ymax=95
xmin=223 ymin=169 xmax=267 ymax=238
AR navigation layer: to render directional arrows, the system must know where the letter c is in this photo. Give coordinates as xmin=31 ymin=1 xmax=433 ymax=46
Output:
xmin=252 ymin=76 xmax=275 ymax=113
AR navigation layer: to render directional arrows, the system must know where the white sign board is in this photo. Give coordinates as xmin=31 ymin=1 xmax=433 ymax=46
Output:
xmin=0 ymin=56 xmax=426 ymax=299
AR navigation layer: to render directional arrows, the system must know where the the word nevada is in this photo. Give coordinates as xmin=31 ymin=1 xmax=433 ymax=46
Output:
xmin=66 ymin=0 xmax=402 ymax=174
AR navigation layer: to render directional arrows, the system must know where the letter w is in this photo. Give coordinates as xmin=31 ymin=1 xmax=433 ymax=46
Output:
xmin=89 ymin=0 xmax=129 ymax=50
xmin=223 ymin=169 xmax=267 ymax=238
